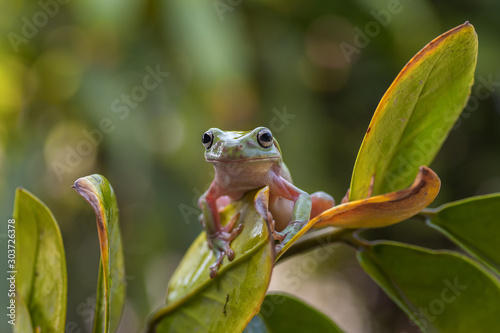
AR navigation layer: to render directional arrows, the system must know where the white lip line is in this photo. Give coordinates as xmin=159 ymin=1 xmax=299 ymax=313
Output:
xmin=206 ymin=156 xmax=280 ymax=163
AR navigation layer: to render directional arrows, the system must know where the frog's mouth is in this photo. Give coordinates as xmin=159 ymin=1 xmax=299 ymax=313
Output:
xmin=206 ymin=156 xmax=280 ymax=163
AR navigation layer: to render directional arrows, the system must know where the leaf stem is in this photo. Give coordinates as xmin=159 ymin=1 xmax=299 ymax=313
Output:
xmin=417 ymin=207 xmax=437 ymax=220
xmin=341 ymin=230 xmax=371 ymax=249
xmin=277 ymin=227 xmax=369 ymax=262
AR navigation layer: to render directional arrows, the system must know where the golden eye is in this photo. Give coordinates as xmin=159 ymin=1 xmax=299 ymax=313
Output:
xmin=202 ymin=130 xmax=214 ymax=149
xmin=257 ymin=128 xmax=273 ymax=148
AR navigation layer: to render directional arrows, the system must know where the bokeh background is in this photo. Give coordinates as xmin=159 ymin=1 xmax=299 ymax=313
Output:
xmin=1 ymin=0 xmax=499 ymax=332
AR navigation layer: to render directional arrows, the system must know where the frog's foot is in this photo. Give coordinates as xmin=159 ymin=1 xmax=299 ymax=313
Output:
xmin=310 ymin=191 xmax=335 ymax=218
xmin=274 ymin=242 xmax=285 ymax=254
xmin=262 ymin=214 xmax=284 ymax=244
xmin=208 ymin=214 xmax=243 ymax=279
xmin=273 ymin=221 xmax=305 ymax=253
xmin=271 ymin=221 xmax=285 ymax=243
xmin=220 ymin=212 xmax=242 ymax=238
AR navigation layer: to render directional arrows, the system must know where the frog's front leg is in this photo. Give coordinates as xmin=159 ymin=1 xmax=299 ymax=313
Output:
xmin=274 ymin=182 xmax=312 ymax=252
xmin=199 ymin=188 xmax=243 ymax=279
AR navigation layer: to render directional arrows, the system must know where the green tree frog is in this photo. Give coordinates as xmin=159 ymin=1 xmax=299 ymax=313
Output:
xmin=199 ymin=127 xmax=334 ymax=278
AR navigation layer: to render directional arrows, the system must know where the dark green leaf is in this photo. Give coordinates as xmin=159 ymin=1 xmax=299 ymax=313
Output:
xmin=244 ymin=315 xmax=269 ymax=333
xmin=358 ymin=242 xmax=500 ymax=333
xmin=147 ymin=188 xmax=274 ymax=333
xmin=425 ymin=193 xmax=500 ymax=275
xmin=73 ymin=175 xmax=126 ymax=333
xmin=350 ymin=22 xmax=478 ymax=200
xmin=244 ymin=293 xmax=344 ymax=333
xmin=13 ymin=188 xmax=67 ymax=332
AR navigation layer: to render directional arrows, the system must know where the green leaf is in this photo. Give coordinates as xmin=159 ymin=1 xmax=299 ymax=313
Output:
xmin=244 ymin=293 xmax=345 ymax=333
xmin=350 ymin=22 xmax=478 ymax=201
xmin=244 ymin=315 xmax=269 ymax=333
xmin=73 ymin=175 xmax=126 ymax=333
xmin=146 ymin=188 xmax=274 ymax=333
xmin=425 ymin=193 xmax=500 ymax=275
xmin=13 ymin=188 xmax=67 ymax=332
xmin=358 ymin=242 xmax=500 ymax=333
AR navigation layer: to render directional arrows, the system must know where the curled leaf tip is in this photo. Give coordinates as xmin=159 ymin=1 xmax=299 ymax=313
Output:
xmin=72 ymin=174 xmax=124 ymax=332
xmin=73 ymin=177 xmax=101 ymax=212
xmin=313 ymin=166 xmax=441 ymax=229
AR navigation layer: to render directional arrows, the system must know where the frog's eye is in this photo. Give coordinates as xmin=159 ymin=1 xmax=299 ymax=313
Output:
xmin=257 ymin=129 xmax=273 ymax=148
xmin=202 ymin=130 xmax=214 ymax=149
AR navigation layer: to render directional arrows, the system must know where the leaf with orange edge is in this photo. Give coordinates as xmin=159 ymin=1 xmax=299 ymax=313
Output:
xmin=276 ymin=166 xmax=440 ymax=260
xmin=314 ymin=166 xmax=440 ymax=229
xmin=73 ymin=175 xmax=126 ymax=333
xmin=349 ymin=22 xmax=477 ymax=201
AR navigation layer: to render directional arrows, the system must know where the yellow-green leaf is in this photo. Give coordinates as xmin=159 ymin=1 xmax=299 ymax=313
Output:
xmin=13 ymin=292 xmax=33 ymax=333
xmin=350 ymin=22 xmax=478 ymax=201
xmin=13 ymin=188 xmax=67 ymax=332
xmin=424 ymin=193 xmax=500 ymax=275
xmin=73 ymin=175 xmax=126 ymax=333
xmin=146 ymin=187 xmax=274 ymax=333
xmin=358 ymin=242 xmax=500 ymax=332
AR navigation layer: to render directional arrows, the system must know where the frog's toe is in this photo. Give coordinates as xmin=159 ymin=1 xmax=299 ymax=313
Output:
xmin=231 ymin=223 xmax=244 ymax=237
xmin=274 ymin=221 xmax=305 ymax=247
xmin=222 ymin=232 xmax=239 ymax=261
xmin=220 ymin=223 xmax=243 ymax=243
xmin=209 ymin=250 xmax=225 ymax=279
xmin=221 ymin=212 xmax=241 ymax=233
xmin=207 ymin=230 xmax=242 ymax=278
xmin=226 ymin=247 xmax=235 ymax=261
xmin=209 ymin=263 xmax=220 ymax=279
xmin=208 ymin=244 xmax=235 ymax=279
xmin=273 ymin=230 xmax=285 ymax=242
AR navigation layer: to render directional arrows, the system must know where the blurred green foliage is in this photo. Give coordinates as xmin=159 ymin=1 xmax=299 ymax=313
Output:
xmin=1 ymin=0 xmax=499 ymax=332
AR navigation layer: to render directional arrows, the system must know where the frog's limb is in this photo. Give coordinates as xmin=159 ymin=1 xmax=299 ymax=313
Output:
xmin=199 ymin=189 xmax=243 ymax=279
xmin=310 ymin=191 xmax=335 ymax=218
xmin=255 ymin=187 xmax=280 ymax=240
xmin=273 ymin=181 xmax=312 ymax=252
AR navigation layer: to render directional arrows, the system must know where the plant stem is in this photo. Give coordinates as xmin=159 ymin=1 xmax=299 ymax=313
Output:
xmin=417 ymin=207 xmax=437 ymax=220
xmin=278 ymin=227 xmax=368 ymax=262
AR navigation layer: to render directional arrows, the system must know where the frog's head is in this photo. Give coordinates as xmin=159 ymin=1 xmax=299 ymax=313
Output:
xmin=202 ymin=127 xmax=282 ymax=164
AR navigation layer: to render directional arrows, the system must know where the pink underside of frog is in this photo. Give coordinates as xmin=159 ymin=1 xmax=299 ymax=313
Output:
xmin=208 ymin=159 xmax=334 ymax=232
